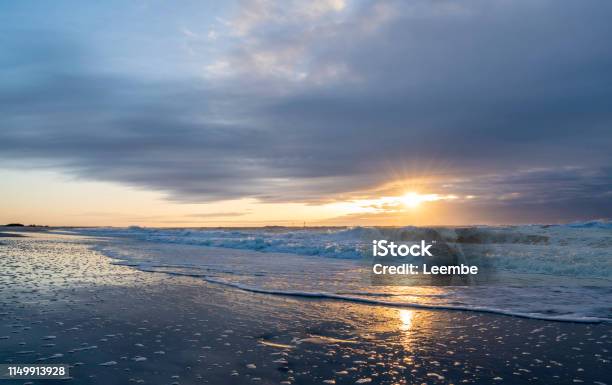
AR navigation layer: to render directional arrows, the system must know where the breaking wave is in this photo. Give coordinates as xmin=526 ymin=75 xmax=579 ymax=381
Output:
xmin=73 ymin=220 xmax=612 ymax=279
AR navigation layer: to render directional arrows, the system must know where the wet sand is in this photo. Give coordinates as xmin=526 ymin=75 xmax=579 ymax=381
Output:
xmin=1 ymin=232 xmax=611 ymax=384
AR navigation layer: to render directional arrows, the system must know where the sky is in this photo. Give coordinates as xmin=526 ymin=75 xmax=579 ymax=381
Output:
xmin=1 ymin=0 xmax=611 ymax=227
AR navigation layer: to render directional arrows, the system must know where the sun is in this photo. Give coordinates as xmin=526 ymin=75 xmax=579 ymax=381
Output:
xmin=324 ymin=190 xmax=457 ymax=219
xmin=401 ymin=192 xmax=425 ymax=208
xmin=400 ymin=192 xmax=446 ymax=208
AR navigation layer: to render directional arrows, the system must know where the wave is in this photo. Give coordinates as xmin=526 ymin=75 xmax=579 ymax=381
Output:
xmin=87 ymin=232 xmax=612 ymax=324
xmin=108 ymin=258 xmax=611 ymax=324
xmin=566 ymin=220 xmax=612 ymax=229
xmin=201 ymin=277 xmax=609 ymax=323
xmin=71 ymin=221 xmax=612 ymax=279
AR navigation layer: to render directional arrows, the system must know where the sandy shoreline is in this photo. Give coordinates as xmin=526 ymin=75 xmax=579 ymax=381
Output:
xmin=1 ymin=232 xmax=611 ymax=384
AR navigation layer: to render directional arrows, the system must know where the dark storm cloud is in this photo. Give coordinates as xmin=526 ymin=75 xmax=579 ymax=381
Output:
xmin=447 ymin=167 xmax=612 ymax=221
xmin=0 ymin=0 xmax=611 ymax=219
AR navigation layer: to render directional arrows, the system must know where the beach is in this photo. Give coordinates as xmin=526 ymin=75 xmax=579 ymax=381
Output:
xmin=3 ymin=1 xmax=611 ymax=383
xmin=1 ymin=229 xmax=611 ymax=384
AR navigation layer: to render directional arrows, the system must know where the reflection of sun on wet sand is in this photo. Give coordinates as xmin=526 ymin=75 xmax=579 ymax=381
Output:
xmin=398 ymin=309 xmax=414 ymax=331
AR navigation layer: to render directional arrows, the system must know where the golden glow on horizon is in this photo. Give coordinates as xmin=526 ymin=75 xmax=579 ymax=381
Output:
xmin=0 ymin=169 xmax=474 ymax=227
xmin=327 ymin=191 xmax=458 ymax=214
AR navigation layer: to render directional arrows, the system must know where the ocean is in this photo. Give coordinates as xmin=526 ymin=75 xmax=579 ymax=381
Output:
xmin=67 ymin=221 xmax=612 ymax=323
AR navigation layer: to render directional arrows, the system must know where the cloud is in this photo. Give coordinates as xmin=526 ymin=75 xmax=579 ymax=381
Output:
xmin=228 ymin=0 xmax=347 ymax=37
xmin=0 ymin=0 xmax=611 ymax=221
